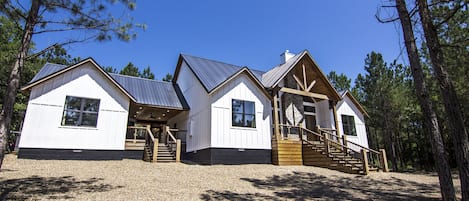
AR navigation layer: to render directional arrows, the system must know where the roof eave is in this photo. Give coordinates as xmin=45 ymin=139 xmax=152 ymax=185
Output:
xmin=21 ymin=58 xmax=137 ymax=102
xmin=208 ymin=67 xmax=271 ymax=99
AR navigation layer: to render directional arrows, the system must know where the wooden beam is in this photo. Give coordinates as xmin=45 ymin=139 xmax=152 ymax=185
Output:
xmin=302 ymin=63 xmax=307 ymax=88
xmin=306 ymin=80 xmax=316 ymax=92
xmin=280 ymin=87 xmax=329 ymax=100
xmin=332 ymin=103 xmax=340 ymax=136
xmin=273 ymin=92 xmax=280 ymax=140
xmin=292 ymin=74 xmax=305 ymax=90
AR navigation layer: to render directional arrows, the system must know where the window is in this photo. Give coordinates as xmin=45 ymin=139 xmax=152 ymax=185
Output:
xmin=62 ymin=96 xmax=100 ymax=127
xmin=341 ymin=115 xmax=356 ymax=136
xmin=232 ymin=99 xmax=256 ymax=128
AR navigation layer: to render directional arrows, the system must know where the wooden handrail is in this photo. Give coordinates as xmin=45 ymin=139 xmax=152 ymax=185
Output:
xmin=165 ymin=126 xmax=181 ymax=162
xmin=146 ymin=127 xmax=155 ymax=142
xmin=166 ymin=128 xmax=177 ymax=143
xmin=318 ymin=127 xmax=380 ymax=155
xmin=279 ymin=124 xmax=388 ymax=172
xmin=127 ymin=126 xmax=147 ymax=129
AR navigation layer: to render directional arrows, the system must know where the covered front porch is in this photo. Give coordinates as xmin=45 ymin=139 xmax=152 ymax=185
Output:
xmin=124 ymin=103 xmax=187 ymax=163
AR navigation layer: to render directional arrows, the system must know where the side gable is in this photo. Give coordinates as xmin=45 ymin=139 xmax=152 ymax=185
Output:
xmin=341 ymin=91 xmax=368 ymax=117
xmin=173 ymin=54 xmax=270 ymax=99
xmin=21 ymin=58 xmax=137 ymax=102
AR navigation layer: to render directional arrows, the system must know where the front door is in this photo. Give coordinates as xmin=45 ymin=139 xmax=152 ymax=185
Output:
xmin=305 ymin=115 xmax=317 ymax=131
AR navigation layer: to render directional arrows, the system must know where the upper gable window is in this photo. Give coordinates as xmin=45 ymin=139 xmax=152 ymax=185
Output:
xmin=62 ymin=96 xmax=100 ymax=127
xmin=341 ymin=115 xmax=356 ymax=136
xmin=232 ymin=99 xmax=256 ymax=128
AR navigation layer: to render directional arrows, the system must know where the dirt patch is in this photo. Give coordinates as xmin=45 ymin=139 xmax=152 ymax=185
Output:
xmin=0 ymin=154 xmax=461 ymax=200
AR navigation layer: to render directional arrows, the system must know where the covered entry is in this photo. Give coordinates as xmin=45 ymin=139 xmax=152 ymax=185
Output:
xmin=109 ymin=74 xmax=189 ymax=162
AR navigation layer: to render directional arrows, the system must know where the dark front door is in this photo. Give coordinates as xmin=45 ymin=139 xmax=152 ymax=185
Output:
xmin=305 ymin=115 xmax=317 ymax=131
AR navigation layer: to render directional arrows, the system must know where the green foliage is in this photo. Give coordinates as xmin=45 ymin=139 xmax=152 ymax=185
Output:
xmin=119 ymin=62 xmax=156 ymax=80
xmin=327 ymin=71 xmax=351 ymax=92
xmin=103 ymin=66 xmax=118 ymax=74
xmin=141 ymin=66 xmax=155 ymax=80
xmin=353 ymin=51 xmax=430 ymax=171
xmin=162 ymin=73 xmax=173 ymax=82
xmin=119 ymin=62 xmax=140 ymax=77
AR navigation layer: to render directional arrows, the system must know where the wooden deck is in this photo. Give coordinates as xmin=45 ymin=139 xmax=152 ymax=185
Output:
xmin=272 ymin=139 xmax=303 ymax=165
xmin=125 ymin=139 xmax=145 ymax=150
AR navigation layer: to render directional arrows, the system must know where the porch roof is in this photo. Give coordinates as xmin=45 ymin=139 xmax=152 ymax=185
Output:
xmin=110 ymin=74 xmax=189 ymax=110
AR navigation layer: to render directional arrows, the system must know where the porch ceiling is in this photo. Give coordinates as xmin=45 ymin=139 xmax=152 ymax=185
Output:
xmin=129 ymin=103 xmax=184 ymax=122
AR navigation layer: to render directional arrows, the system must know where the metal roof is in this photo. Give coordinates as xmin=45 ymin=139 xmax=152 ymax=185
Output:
xmin=28 ymin=63 xmax=67 ymax=84
xmin=110 ymin=74 xmax=189 ymax=110
xmin=25 ymin=61 xmax=188 ymax=110
xmin=261 ymin=50 xmax=306 ymax=88
xmin=181 ymin=54 xmax=264 ymax=92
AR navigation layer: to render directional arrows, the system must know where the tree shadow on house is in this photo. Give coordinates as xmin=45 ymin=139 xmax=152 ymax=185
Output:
xmin=200 ymin=171 xmax=441 ymax=201
xmin=0 ymin=175 xmax=123 ymax=200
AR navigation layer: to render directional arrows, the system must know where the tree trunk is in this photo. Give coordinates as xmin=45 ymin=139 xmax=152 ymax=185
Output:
xmin=0 ymin=0 xmax=40 ymax=170
xmin=395 ymin=0 xmax=456 ymax=200
xmin=417 ymin=1 xmax=469 ymax=200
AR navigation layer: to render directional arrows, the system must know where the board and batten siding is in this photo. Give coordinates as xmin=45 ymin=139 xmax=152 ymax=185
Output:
xmin=336 ymin=96 xmax=369 ymax=151
xmin=19 ymin=63 xmax=130 ymax=150
xmin=170 ymin=61 xmax=211 ymax=152
xmin=316 ymin=100 xmax=335 ymax=129
xmin=210 ymin=74 xmax=272 ymax=150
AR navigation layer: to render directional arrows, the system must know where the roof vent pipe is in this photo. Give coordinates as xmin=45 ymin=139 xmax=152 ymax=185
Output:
xmin=280 ymin=50 xmax=295 ymax=64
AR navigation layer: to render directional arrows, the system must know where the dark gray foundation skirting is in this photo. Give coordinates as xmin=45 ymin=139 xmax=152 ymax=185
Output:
xmin=183 ymin=148 xmax=271 ymax=165
xmin=18 ymin=148 xmax=143 ymax=160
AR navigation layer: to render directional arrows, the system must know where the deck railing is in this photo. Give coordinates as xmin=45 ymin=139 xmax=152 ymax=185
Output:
xmin=278 ymin=124 xmax=389 ymax=174
xmin=166 ymin=126 xmax=181 ymax=162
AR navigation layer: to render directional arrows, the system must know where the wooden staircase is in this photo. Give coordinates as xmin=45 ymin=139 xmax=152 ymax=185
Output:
xmin=274 ymin=124 xmax=389 ymax=175
xmin=144 ymin=143 xmax=176 ymax=162
xmin=303 ymin=140 xmax=368 ymax=174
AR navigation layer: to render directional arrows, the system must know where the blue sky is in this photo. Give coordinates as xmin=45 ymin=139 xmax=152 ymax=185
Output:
xmin=35 ymin=1 xmax=403 ymax=81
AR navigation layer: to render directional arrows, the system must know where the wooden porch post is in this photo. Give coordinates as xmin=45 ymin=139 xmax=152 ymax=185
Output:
xmin=273 ymin=92 xmax=280 ymax=140
xmin=176 ymin=139 xmax=181 ymax=162
xmin=361 ymin=149 xmax=369 ymax=175
xmin=379 ymin=149 xmax=389 ymax=172
xmin=331 ymin=102 xmax=340 ymax=136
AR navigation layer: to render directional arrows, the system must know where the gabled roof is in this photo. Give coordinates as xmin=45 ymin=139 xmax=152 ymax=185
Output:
xmin=261 ymin=50 xmax=341 ymax=101
xmin=339 ymin=90 xmax=369 ymax=117
xmin=261 ymin=51 xmax=305 ymax=88
xmin=22 ymin=58 xmax=188 ymax=110
xmin=110 ymin=74 xmax=189 ymax=110
xmin=28 ymin=63 xmax=68 ymax=84
xmin=173 ymin=54 xmax=269 ymax=97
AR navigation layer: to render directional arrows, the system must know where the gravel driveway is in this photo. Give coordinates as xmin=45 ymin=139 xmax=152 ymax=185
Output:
xmin=0 ymin=154 xmax=461 ymax=200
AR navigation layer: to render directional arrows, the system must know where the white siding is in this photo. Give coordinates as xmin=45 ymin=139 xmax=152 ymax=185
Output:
xmin=337 ymin=96 xmax=369 ymax=151
xmin=316 ymin=100 xmax=334 ymax=129
xmin=210 ymin=74 xmax=272 ymax=149
xmin=171 ymin=61 xmax=211 ymax=152
xmin=19 ymin=63 xmax=130 ymax=150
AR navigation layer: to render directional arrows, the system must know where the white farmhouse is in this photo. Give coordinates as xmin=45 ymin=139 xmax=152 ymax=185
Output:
xmin=18 ymin=50 xmax=385 ymax=174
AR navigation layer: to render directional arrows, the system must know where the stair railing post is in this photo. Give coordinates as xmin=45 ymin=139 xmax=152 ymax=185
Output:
xmin=342 ymin=135 xmax=348 ymax=154
xmin=153 ymin=138 xmax=158 ymax=163
xmin=361 ymin=149 xmax=369 ymax=175
xmin=324 ymin=132 xmax=330 ymax=154
xmin=379 ymin=149 xmax=389 ymax=172
xmin=176 ymin=139 xmax=181 ymax=162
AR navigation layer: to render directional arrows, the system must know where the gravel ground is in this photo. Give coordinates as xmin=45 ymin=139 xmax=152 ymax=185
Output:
xmin=0 ymin=154 xmax=461 ymax=201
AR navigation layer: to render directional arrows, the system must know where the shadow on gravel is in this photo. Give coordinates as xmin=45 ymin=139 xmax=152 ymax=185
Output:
xmin=0 ymin=175 xmax=123 ymax=200
xmin=200 ymin=171 xmax=440 ymax=201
